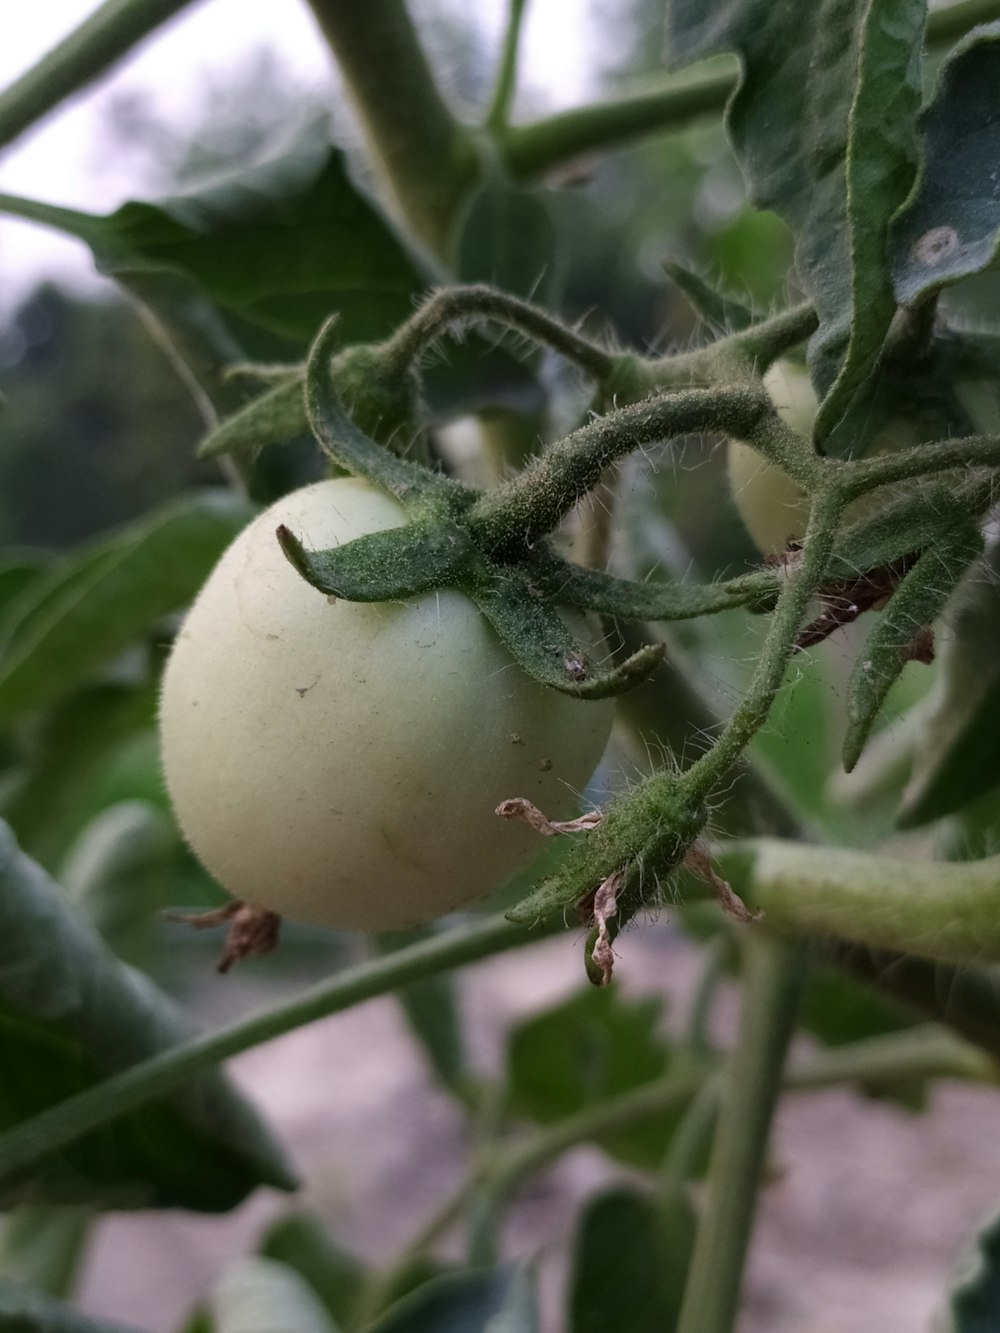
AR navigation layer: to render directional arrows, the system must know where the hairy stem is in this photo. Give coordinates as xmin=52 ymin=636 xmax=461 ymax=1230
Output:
xmin=304 ymin=0 xmax=476 ymax=256
xmin=683 ymin=490 xmax=841 ymax=800
xmin=470 ymin=384 xmax=769 ymax=553
xmin=837 ymin=434 xmax=1000 ymax=500
xmin=383 ymin=283 xmax=617 ymax=382
xmin=676 ymin=936 xmax=806 ymax=1333
xmin=735 ymin=839 xmax=1000 ymax=963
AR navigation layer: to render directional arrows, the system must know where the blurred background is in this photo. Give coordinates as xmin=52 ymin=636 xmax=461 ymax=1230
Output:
xmin=3 ymin=5 xmax=997 ymax=1333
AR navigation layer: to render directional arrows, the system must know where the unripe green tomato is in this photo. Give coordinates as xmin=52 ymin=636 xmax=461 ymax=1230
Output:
xmin=159 ymin=478 xmax=613 ymax=932
xmin=727 ymin=361 xmax=814 ymax=555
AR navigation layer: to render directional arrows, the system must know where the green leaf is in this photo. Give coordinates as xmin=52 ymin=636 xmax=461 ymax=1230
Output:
xmin=0 ymin=122 xmax=424 ymax=354
xmin=373 ymin=928 xmax=466 ymax=1091
xmin=278 ymin=518 xmax=473 ymax=602
xmin=60 ymin=802 xmax=176 ymax=969
xmin=472 ymin=568 xmax=664 ymax=699
xmin=901 ymin=541 xmax=1000 ymax=824
xmin=891 ymin=22 xmax=1000 ymax=307
xmin=0 ymin=1278 xmax=140 ymax=1332
xmin=942 ymin=1205 xmax=1000 ymax=1333
xmin=453 ymin=173 xmax=557 ymax=302
xmin=363 ymin=1265 xmax=537 ymax=1333
xmin=0 ymin=1206 xmax=91 ymax=1299
xmin=2 ymin=684 xmax=159 ymax=872
xmin=259 ymin=1213 xmax=368 ymax=1330
xmin=568 ymin=1185 xmax=695 ymax=1333
xmin=843 ymin=511 xmax=983 ymax=770
xmin=666 ymin=0 xmax=926 ymax=443
xmin=0 ymin=491 xmax=253 ymax=728
xmin=210 ymin=1257 xmax=340 ymax=1333
xmin=506 ymin=987 xmax=679 ymax=1168
xmin=0 ymin=818 xmax=296 ymax=1209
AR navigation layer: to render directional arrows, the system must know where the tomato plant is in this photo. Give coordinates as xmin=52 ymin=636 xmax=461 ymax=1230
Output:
xmin=3 ymin=3 xmax=1000 ymax=1333
xmin=160 ymin=477 xmax=612 ymax=934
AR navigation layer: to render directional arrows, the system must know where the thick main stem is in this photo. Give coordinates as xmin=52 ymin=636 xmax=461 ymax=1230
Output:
xmin=675 ymin=936 xmax=806 ymax=1333
xmin=304 ymin=0 xmax=476 ymax=257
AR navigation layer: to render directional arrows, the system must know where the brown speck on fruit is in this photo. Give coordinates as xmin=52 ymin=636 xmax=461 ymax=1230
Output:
xmin=510 ymin=732 xmax=524 ymax=745
xmin=295 ymin=675 xmax=320 ymax=697
xmin=164 ymin=901 xmax=282 ymax=972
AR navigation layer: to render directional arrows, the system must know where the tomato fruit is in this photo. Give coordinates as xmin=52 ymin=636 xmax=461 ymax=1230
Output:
xmin=159 ymin=478 xmax=613 ymax=931
xmin=727 ymin=361 xmax=814 ymax=555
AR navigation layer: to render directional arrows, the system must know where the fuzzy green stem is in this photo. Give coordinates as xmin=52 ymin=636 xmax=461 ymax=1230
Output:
xmin=383 ymin=283 xmax=617 ymax=382
xmin=304 ymin=0 xmax=477 ymax=257
xmin=676 ymin=936 xmax=806 ymax=1333
xmin=0 ymin=914 xmax=550 ymax=1189
xmin=0 ymin=0 xmax=200 ymax=152
xmin=498 ymin=0 xmax=1000 ymax=179
xmin=682 ymin=490 xmax=841 ymax=801
xmin=484 ymin=0 xmax=529 ymax=132
xmin=836 ymin=434 xmax=1000 ymax=501
xmin=470 ymin=384 xmax=769 ymax=553
xmin=737 ymin=839 xmax=1000 ymax=963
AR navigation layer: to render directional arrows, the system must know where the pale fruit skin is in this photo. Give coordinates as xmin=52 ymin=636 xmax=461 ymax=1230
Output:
xmin=159 ymin=477 xmax=613 ymax=931
xmin=727 ymin=361 xmax=815 ymax=555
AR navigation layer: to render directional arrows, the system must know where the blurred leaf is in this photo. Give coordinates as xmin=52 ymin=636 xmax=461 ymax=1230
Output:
xmin=0 ymin=491 xmax=253 ymax=728
xmin=942 ymin=1205 xmax=1000 ymax=1333
xmin=61 ymin=801 xmax=176 ymax=968
xmin=180 ymin=1311 xmax=214 ymax=1333
xmin=843 ymin=512 xmax=983 ymax=771
xmin=0 ymin=555 xmax=50 ymax=631
xmin=1 ymin=122 xmax=425 ymax=354
xmin=2 ymin=684 xmax=160 ymax=872
xmin=891 ymin=23 xmax=1000 ymax=307
xmin=0 ymin=1205 xmax=91 ymax=1299
xmin=800 ymin=965 xmax=915 ymax=1047
xmin=666 ymin=0 xmax=925 ymax=444
xmin=364 ymin=1265 xmax=537 ymax=1333
xmin=0 ymin=1278 xmax=140 ymax=1331
xmin=210 ymin=1257 xmax=339 ymax=1333
xmin=568 ymin=1184 xmax=695 ymax=1333
xmin=0 ymin=818 xmax=296 ymax=1209
xmin=373 ymin=927 xmax=465 ymax=1091
xmin=259 ymin=1213 xmax=368 ymax=1329
xmin=453 ymin=172 xmax=557 ymax=303
xmin=901 ymin=543 xmax=1000 ymax=824
xmin=799 ymin=965 xmax=927 ymax=1108
xmin=506 ymin=987 xmax=680 ymax=1168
